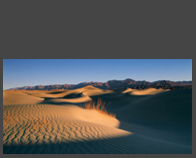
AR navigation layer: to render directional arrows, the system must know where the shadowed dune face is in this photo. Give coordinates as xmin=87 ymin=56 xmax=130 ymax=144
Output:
xmin=115 ymin=89 xmax=192 ymax=129
xmin=114 ymin=90 xmax=192 ymax=146
xmin=3 ymin=86 xmax=192 ymax=154
xmin=47 ymin=91 xmax=66 ymax=94
xmin=62 ymin=92 xmax=83 ymax=98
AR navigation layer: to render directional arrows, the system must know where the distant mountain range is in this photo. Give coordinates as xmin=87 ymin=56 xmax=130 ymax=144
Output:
xmin=8 ymin=78 xmax=192 ymax=90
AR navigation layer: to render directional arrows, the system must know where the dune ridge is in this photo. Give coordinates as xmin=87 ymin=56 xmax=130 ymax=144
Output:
xmin=122 ymin=88 xmax=170 ymax=95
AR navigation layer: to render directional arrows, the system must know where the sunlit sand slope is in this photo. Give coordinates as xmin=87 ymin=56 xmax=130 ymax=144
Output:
xmin=3 ymin=90 xmax=44 ymax=105
xmin=3 ymin=104 xmax=132 ymax=154
xmin=122 ymin=88 xmax=170 ymax=95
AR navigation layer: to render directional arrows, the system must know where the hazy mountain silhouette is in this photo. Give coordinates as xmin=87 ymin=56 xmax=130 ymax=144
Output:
xmin=9 ymin=78 xmax=192 ymax=90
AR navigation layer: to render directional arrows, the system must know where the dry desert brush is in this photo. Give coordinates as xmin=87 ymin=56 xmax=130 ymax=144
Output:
xmin=82 ymin=98 xmax=116 ymax=118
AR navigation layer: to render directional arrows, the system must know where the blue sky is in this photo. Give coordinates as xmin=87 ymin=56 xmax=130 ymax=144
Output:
xmin=3 ymin=59 xmax=192 ymax=90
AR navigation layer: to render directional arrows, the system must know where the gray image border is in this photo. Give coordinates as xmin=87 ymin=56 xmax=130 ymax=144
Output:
xmin=1 ymin=0 xmax=194 ymax=158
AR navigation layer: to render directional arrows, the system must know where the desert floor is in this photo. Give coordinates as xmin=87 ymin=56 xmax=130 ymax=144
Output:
xmin=3 ymin=86 xmax=192 ymax=154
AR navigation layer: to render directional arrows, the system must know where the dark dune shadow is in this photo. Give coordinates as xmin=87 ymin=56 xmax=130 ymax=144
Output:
xmin=90 ymin=92 xmax=149 ymax=110
xmin=38 ymin=92 xmax=85 ymax=105
xmin=113 ymin=90 xmax=192 ymax=128
xmin=62 ymin=92 xmax=83 ymax=99
xmin=3 ymin=133 xmax=192 ymax=154
xmin=112 ymin=90 xmax=192 ymax=146
xmin=47 ymin=91 xmax=65 ymax=94
xmin=39 ymin=92 xmax=84 ymax=105
xmin=39 ymin=98 xmax=81 ymax=105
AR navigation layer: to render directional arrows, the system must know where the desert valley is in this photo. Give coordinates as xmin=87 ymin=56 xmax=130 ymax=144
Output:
xmin=3 ymin=85 xmax=192 ymax=154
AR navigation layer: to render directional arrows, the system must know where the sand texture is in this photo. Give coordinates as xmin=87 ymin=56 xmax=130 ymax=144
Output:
xmin=3 ymin=86 xmax=192 ymax=154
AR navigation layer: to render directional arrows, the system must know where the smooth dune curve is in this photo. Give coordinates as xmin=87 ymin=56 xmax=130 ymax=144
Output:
xmin=129 ymin=88 xmax=170 ymax=95
xmin=3 ymin=90 xmax=44 ymax=105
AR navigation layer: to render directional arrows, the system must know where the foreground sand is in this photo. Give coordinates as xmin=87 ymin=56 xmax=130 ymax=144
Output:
xmin=3 ymin=86 xmax=192 ymax=154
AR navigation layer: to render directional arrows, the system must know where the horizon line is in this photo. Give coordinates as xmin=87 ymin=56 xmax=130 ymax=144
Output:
xmin=5 ymin=78 xmax=192 ymax=90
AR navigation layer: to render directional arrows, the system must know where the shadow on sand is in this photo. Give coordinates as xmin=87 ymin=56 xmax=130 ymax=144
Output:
xmin=3 ymin=133 xmax=192 ymax=154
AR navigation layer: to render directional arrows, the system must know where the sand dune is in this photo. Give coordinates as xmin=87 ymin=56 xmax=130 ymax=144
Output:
xmin=122 ymin=88 xmax=134 ymax=93
xmin=3 ymin=86 xmax=192 ymax=154
xmin=130 ymin=88 xmax=170 ymax=95
xmin=3 ymin=90 xmax=44 ymax=105
xmin=77 ymin=85 xmax=114 ymax=96
xmin=122 ymin=87 xmax=170 ymax=95
xmin=3 ymin=104 xmax=131 ymax=153
xmin=3 ymin=86 xmax=113 ymax=105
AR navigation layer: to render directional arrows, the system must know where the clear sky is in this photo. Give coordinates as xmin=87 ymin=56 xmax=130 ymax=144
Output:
xmin=3 ymin=59 xmax=192 ymax=90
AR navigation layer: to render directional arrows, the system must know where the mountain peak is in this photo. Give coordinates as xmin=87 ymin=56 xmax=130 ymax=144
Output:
xmin=124 ymin=78 xmax=134 ymax=81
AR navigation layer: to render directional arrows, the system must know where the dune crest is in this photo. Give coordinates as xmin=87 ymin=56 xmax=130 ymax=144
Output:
xmin=79 ymin=85 xmax=114 ymax=96
xmin=129 ymin=88 xmax=170 ymax=95
xmin=3 ymin=90 xmax=44 ymax=105
xmin=122 ymin=88 xmax=134 ymax=93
